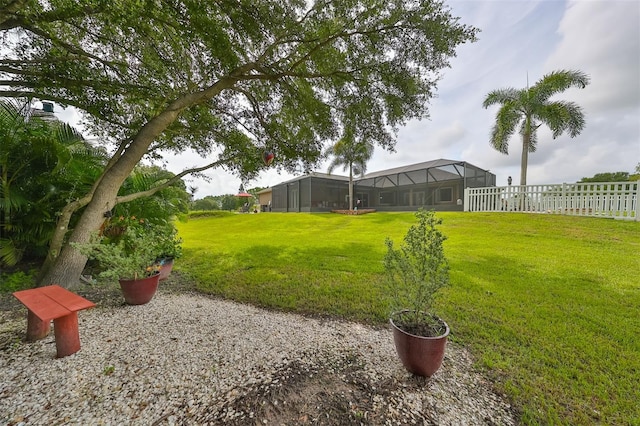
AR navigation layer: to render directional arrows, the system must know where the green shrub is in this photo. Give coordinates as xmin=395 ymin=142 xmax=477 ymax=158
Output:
xmin=0 ymin=270 xmax=36 ymax=292
xmin=188 ymin=210 xmax=234 ymax=219
xmin=384 ymin=209 xmax=449 ymax=336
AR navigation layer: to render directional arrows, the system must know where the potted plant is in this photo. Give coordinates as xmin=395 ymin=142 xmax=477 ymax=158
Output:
xmin=150 ymin=224 xmax=182 ymax=280
xmin=383 ymin=209 xmax=450 ymax=377
xmin=73 ymin=222 xmax=162 ymax=305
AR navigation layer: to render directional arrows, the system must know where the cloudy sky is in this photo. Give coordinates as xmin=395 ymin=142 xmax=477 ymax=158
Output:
xmin=57 ymin=0 xmax=639 ymax=198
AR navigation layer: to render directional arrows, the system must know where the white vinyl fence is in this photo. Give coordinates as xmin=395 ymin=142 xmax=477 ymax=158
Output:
xmin=464 ymin=181 xmax=639 ymax=221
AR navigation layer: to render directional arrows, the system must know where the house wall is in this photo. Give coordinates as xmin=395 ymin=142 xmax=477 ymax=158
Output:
xmin=258 ymin=191 xmax=272 ymax=212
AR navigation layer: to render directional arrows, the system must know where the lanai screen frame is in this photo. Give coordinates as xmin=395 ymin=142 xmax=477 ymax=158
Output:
xmin=354 ymin=160 xmax=495 ymax=211
xmin=271 ymin=175 xmax=350 ymax=212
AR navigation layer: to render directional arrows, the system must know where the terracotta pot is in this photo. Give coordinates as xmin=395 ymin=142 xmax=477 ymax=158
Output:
xmin=118 ymin=273 xmax=160 ymax=305
xmin=390 ymin=312 xmax=450 ymax=377
xmin=156 ymin=257 xmax=174 ymax=281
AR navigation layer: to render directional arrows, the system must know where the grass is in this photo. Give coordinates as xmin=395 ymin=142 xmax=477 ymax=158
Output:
xmin=176 ymin=212 xmax=640 ymax=425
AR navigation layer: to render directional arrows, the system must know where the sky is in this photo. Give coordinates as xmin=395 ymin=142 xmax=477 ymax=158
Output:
xmin=53 ymin=0 xmax=640 ymax=198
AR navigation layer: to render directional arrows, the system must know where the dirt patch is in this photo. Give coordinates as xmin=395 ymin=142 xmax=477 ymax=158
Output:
xmin=195 ymin=353 xmax=433 ymax=425
xmin=331 ymin=209 xmax=376 ymax=215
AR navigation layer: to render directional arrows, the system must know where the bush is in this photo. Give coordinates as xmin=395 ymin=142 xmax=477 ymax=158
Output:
xmin=0 ymin=270 xmax=36 ymax=293
xmin=384 ymin=209 xmax=449 ymax=336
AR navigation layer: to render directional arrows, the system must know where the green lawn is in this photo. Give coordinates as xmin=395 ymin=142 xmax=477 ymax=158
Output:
xmin=176 ymin=211 xmax=640 ymax=425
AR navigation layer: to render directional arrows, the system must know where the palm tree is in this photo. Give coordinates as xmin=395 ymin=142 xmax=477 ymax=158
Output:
xmin=483 ymin=69 xmax=590 ymax=185
xmin=326 ymin=135 xmax=374 ymax=210
xmin=0 ymin=99 xmax=104 ymax=266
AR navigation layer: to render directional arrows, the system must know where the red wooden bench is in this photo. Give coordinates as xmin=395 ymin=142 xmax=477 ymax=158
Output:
xmin=13 ymin=285 xmax=96 ymax=358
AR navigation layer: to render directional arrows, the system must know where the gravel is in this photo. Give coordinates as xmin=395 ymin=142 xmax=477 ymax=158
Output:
xmin=1 ymin=291 xmax=517 ymax=425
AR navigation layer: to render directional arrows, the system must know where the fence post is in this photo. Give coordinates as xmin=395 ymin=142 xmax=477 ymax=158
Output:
xmin=464 ymin=187 xmax=470 ymax=212
xmin=635 ymin=181 xmax=639 ymax=222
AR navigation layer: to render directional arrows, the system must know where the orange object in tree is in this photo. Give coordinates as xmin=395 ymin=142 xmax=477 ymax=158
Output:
xmin=13 ymin=285 xmax=96 ymax=358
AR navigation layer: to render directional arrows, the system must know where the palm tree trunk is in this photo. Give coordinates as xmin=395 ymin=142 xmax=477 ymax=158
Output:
xmin=520 ymin=132 xmax=529 ymax=186
xmin=519 ymin=131 xmax=531 ymax=211
xmin=348 ymin=164 xmax=354 ymax=210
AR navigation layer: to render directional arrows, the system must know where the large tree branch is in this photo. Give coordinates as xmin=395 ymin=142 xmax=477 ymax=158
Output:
xmin=0 ymin=68 xmax=152 ymax=93
xmin=8 ymin=22 xmax=127 ymax=73
xmin=0 ymin=89 xmax=134 ymax=128
xmin=0 ymin=0 xmax=29 ymax=29
xmin=115 ymin=156 xmax=236 ymax=205
xmin=0 ymin=3 xmax=98 ymax=30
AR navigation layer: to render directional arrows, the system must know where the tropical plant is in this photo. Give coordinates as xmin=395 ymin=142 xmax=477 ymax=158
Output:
xmin=482 ymin=69 xmax=590 ymax=185
xmin=326 ymin=134 xmax=374 ymax=210
xmin=383 ymin=209 xmax=449 ymax=337
xmin=73 ymin=224 xmax=161 ymax=281
xmin=112 ymin=165 xmax=191 ymax=224
xmin=1 ymin=1 xmax=478 ymax=288
xmin=0 ymin=99 xmax=105 ymax=266
xmin=151 ymin=224 xmax=183 ymax=260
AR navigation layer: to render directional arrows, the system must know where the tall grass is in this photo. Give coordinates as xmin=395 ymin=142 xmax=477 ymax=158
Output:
xmin=176 ymin=212 xmax=639 ymax=425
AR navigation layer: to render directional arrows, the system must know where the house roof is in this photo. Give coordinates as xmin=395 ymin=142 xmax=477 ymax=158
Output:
xmin=270 ymin=159 xmax=493 ymax=189
xmin=278 ymin=171 xmax=350 ymax=185
xmin=359 ymin=158 xmax=472 ymax=179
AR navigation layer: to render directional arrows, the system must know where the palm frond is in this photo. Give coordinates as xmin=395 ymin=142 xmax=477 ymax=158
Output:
xmin=490 ymin=103 xmax=521 ymax=154
xmin=536 ymin=101 xmax=586 ymax=139
xmin=533 ymin=69 xmax=590 ymax=102
xmin=482 ymin=88 xmax=520 ymax=109
xmin=0 ymin=238 xmax=22 ymax=266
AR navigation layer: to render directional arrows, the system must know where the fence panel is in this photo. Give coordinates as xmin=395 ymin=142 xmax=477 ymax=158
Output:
xmin=464 ymin=181 xmax=638 ymax=221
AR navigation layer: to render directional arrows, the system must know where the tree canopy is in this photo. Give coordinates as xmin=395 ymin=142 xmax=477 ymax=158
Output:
xmin=2 ymin=0 xmax=478 ymax=177
xmin=579 ymin=172 xmax=630 ymax=183
xmin=1 ymin=0 xmax=478 ymax=286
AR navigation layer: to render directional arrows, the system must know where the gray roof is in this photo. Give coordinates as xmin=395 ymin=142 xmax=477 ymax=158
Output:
xmin=278 ymin=171 xmax=350 ymax=185
xmin=271 ymin=159 xmax=492 ymax=188
xmin=360 ymin=159 xmax=472 ymax=179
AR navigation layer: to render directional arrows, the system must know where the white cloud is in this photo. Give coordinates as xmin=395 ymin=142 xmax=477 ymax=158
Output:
xmin=544 ymin=0 xmax=640 ymax=113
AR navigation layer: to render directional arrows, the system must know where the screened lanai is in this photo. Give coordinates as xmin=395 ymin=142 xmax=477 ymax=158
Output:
xmin=271 ymin=173 xmax=350 ymax=212
xmin=269 ymin=159 xmax=495 ymax=212
xmin=353 ymin=159 xmax=495 ymax=211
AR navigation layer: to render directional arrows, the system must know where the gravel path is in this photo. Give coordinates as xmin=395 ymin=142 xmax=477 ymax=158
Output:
xmin=1 ymin=292 xmax=517 ymax=425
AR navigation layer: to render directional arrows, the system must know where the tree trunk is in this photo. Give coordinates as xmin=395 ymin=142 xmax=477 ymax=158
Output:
xmin=36 ymin=200 xmax=85 ymax=284
xmin=520 ymin=129 xmax=529 ymax=186
xmin=37 ymin=109 xmax=184 ymax=288
xmin=37 ymin=163 xmax=133 ymax=287
xmin=519 ymin=130 xmax=530 ymax=211
xmin=36 ymin=76 xmax=240 ymax=288
xmin=348 ymin=165 xmax=354 ymax=210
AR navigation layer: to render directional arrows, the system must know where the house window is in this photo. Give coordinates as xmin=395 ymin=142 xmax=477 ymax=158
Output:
xmin=435 ymin=187 xmax=453 ymax=203
xmin=379 ymin=191 xmax=395 ymax=205
xmin=401 ymin=191 xmax=425 ymax=206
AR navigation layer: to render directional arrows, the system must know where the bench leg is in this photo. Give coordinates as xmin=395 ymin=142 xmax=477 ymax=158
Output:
xmin=26 ymin=310 xmax=50 ymax=341
xmin=53 ymin=312 xmax=81 ymax=358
